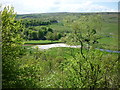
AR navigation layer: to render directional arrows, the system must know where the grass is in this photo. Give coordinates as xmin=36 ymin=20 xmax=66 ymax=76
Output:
xmin=98 ymin=37 xmax=118 ymax=50
xmin=22 ymin=45 xmax=33 ymax=48
xmin=41 ymin=47 xmax=117 ymax=59
xmin=98 ymin=37 xmax=118 ymax=45
xmin=44 ymin=47 xmax=80 ymax=59
xmin=97 ymin=20 xmax=118 ymax=50
xmin=24 ymin=40 xmax=62 ymax=44
xmin=48 ymin=23 xmax=72 ymax=33
xmin=101 ymin=22 xmax=118 ymax=35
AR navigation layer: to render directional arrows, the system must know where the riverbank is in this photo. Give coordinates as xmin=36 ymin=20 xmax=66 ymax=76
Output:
xmin=24 ymin=40 xmax=62 ymax=45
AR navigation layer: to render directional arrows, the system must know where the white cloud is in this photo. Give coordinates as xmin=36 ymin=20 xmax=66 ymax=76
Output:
xmin=0 ymin=0 xmax=118 ymax=14
xmin=75 ymin=1 xmax=118 ymax=12
xmin=55 ymin=1 xmax=117 ymax=12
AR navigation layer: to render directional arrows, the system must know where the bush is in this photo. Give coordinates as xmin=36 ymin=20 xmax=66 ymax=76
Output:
xmin=59 ymin=50 xmax=119 ymax=88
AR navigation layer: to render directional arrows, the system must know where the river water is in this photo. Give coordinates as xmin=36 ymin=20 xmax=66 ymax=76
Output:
xmin=33 ymin=43 xmax=81 ymax=49
xmin=32 ymin=43 xmax=120 ymax=53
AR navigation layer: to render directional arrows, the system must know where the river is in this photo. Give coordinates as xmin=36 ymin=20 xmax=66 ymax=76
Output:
xmin=31 ymin=43 xmax=120 ymax=53
xmin=33 ymin=43 xmax=81 ymax=49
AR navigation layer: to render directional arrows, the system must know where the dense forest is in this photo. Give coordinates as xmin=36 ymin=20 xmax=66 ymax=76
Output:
xmin=1 ymin=6 xmax=119 ymax=89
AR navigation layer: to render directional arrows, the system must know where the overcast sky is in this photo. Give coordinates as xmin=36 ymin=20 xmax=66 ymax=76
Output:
xmin=1 ymin=0 xmax=119 ymax=14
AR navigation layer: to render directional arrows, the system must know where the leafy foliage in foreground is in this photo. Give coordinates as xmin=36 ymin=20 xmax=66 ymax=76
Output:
xmin=3 ymin=47 xmax=118 ymax=88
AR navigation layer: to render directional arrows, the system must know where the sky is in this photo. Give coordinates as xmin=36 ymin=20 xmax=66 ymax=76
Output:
xmin=1 ymin=0 xmax=119 ymax=14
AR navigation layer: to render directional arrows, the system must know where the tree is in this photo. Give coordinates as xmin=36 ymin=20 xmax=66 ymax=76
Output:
xmin=38 ymin=29 xmax=44 ymax=40
xmin=52 ymin=32 xmax=62 ymax=40
xmin=48 ymin=28 xmax=53 ymax=32
xmin=45 ymin=32 xmax=53 ymax=40
xmin=64 ymin=15 xmax=102 ymax=59
xmin=61 ymin=15 xmax=119 ymax=88
xmin=31 ymin=31 xmax=38 ymax=40
xmin=0 ymin=5 xmax=1 ymax=41
xmin=2 ymin=6 xmax=24 ymax=88
xmin=0 ymin=5 xmax=2 ymax=89
xmin=2 ymin=6 xmax=23 ymax=47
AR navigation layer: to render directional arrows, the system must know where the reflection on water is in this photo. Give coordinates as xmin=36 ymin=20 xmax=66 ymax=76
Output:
xmin=98 ymin=48 xmax=120 ymax=53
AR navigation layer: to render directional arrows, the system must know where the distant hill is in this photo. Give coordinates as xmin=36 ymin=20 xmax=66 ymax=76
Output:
xmin=16 ymin=12 xmax=118 ymax=19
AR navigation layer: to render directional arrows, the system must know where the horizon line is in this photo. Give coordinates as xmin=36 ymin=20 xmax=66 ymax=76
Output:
xmin=17 ymin=11 xmax=118 ymax=15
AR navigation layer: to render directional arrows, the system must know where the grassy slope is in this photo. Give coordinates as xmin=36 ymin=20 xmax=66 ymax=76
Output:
xmin=98 ymin=17 xmax=118 ymax=50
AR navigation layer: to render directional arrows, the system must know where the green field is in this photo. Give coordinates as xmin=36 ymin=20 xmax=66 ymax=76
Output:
xmin=24 ymin=40 xmax=62 ymax=44
xmin=96 ymin=21 xmax=118 ymax=50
